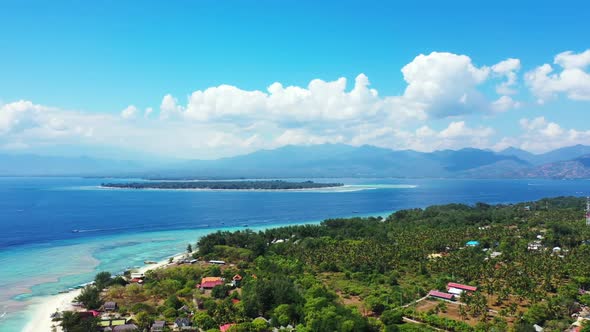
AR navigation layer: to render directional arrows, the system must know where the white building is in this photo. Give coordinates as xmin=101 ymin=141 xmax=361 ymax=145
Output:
xmin=130 ymin=272 xmax=144 ymax=279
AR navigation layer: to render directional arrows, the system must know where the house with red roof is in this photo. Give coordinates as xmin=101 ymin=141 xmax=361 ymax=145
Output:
xmin=447 ymin=282 xmax=478 ymax=295
xmin=220 ymin=323 xmax=236 ymax=332
xmin=200 ymin=277 xmax=223 ymax=289
xmin=428 ymin=290 xmax=455 ymax=301
xmin=88 ymin=310 xmax=101 ymax=317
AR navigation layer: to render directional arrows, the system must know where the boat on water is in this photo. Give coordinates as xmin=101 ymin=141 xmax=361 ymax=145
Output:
xmin=71 ymin=229 xmax=80 ymax=233
xmin=144 ymin=260 xmax=157 ymax=264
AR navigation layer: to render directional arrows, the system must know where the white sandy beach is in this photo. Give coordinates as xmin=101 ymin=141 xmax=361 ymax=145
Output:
xmin=22 ymin=252 xmax=189 ymax=332
xmin=23 ymin=290 xmax=81 ymax=332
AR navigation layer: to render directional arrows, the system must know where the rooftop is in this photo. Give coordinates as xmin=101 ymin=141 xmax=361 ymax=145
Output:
xmin=113 ymin=324 xmax=138 ymax=332
xmin=448 ymin=282 xmax=478 ymax=292
xmin=220 ymin=323 xmax=236 ymax=332
xmin=428 ymin=290 xmax=454 ymax=300
xmin=201 ymin=276 xmax=223 ymax=288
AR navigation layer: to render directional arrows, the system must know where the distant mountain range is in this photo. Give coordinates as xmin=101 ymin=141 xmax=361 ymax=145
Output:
xmin=511 ymin=154 xmax=590 ymax=179
xmin=497 ymin=145 xmax=590 ymax=166
xmin=155 ymin=144 xmax=590 ymax=179
xmin=2 ymin=144 xmax=590 ymax=179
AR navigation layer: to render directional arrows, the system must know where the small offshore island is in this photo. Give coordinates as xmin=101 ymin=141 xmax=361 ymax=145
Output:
xmin=47 ymin=196 xmax=590 ymax=332
xmin=101 ymin=180 xmax=344 ymax=191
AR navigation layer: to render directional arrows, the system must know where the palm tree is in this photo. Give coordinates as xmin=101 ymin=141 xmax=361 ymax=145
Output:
xmin=459 ymin=304 xmax=468 ymax=321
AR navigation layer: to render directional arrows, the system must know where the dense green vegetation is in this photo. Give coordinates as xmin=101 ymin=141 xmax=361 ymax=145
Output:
xmin=60 ymin=311 xmax=99 ymax=332
xmin=64 ymin=196 xmax=590 ymax=331
xmin=75 ymin=285 xmax=102 ymax=310
xmin=101 ymin=180 xmax=344 ymax=190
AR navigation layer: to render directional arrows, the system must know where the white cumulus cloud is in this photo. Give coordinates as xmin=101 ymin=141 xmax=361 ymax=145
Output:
xmin=496 ymin=117 xmax=590 ymax=153
xmin=525 ymin=49 xmax=590 ymax=103
xmin=491 ymin=95 xmax=520 ymax=113
xmin=120 ymin=105 xmax=138 ymax=119
xmin=554 ymin=50 xmax=590 ymax=69
xmin=160 ymin=94 xmax=183 ymax=119
xmin=398 ymin=52 xmax=491 ymax=117
xmin=10 ymin=50 xmax=583 ymax=159
xmin=0 ymin=100 xmax=50 ymax=134
xmin=162 ymin=74 xmax=390 ymax=125
xmin=492 ymin=58 xmax=521 ymax=95
xmin=158 ymin=52 xmax=521 ymax=132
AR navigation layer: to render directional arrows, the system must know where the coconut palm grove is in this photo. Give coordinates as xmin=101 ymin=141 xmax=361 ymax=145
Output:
xmin=55 ymin=196 xmax=590 ymax=332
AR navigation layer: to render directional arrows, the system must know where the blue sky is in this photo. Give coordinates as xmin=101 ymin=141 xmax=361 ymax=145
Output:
xmin=0 ymin=0 xmax=589 ymax=159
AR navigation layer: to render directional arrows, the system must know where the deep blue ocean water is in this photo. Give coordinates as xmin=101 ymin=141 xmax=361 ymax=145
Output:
xmin=0 ymin=177 xmax=589 ymax=331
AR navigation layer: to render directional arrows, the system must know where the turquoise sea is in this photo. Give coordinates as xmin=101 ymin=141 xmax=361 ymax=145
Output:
xmin=0 ymin=177 xmax=589 ymax=331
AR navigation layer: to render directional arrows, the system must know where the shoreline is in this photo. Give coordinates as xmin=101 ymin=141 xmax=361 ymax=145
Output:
xmin=96 ymin=184 xmax=353 ymax=192
xmin=12 ymin=210 xmax=395 ymax=332
xmin=98 ymin=179 xmax=346 ymax=192
xmin=90 ymin=184 xmax=416 ymax=192
xmin=23 ymin=252 xmax=188 ymax=332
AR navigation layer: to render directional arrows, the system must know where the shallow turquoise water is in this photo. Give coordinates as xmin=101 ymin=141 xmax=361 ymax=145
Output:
xmin=0 ymin=213 xmax=390 ymax=332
